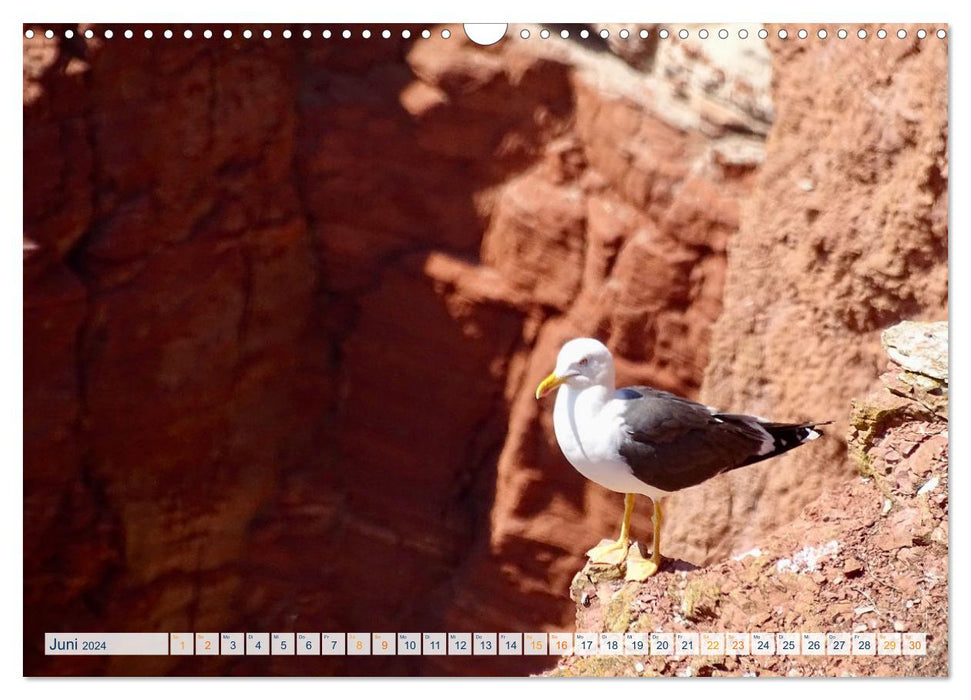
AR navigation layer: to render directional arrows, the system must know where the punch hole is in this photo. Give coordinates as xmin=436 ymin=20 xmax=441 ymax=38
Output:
xmin=758 ymin=28 xmax=768 ymax=39
xmin=283 ymin=29 xmax=291 ymax=38
xmin=600 ymin=29 xmax=609 ymax=39
xmin=203 ymin=29 xmax=212 ymax=39
xmin=264 ymin=29 xmax=273 ymax=39
xmin=698 ymin=29 xmax=708 ymax=39
xmin=798 ymin=28 xmax=807 ymax=39
xmin=619 ymin=28 xmax=630 ymax=39
xmin=916 ymin=29 xmax=926 ymax=39
xmin=303 ymin=29 xmax=311 ymax=38
xmin=84 ymin=29 xmax=94 ymax=39
xmin=243 ymin=29 xmax=252 ymax=39
xmin=679 ymin=29 xmax=688 ymax=39
xmin=343 ymin=29 xmax=352 ymax=39
xmin=441 ymin=29 xmax=451 ymax=39
xmin=65 ymin=29 xmax=74 ymax=38
xmin=739 ymin=29 xmax=748 ymax=39
xmin=639 ymin=29 xmax=648 ymax=39
xmin=184 ymin=29 xmax=192 ymax=39
xmin=382 ymin=29 xmax=391 ymax=39
xmin=719 ymin=28 xmax=729 ymax=39
xmin=838 ymin=29 xmax=847 ymax=39
xmin=401 ymin=29 xmax=411 ymax=38
xmin=362 ymin=29 xmax=371 ymax=39
xmin=778 ymin=29 xmax=788 ymax=39
xmin=937 ymin=29 xmax=946 ymax=39
xmin=104 ymin=29 xmax=113 ymax=38
xmin=164 ymin=29 xmax=172 ymax=39
xmin=421 ymin=29 xmax=431 ymax=39
xmin=877 ymin=29 xmax=887 ymax=39
xmin=125 ymin=29 xmax=133 ymax=39
xmin=858 ymin=29 xmax=867 ymax=39
xmin=560 ymin=29 xmax=569 ymax=39
xmin=44 ymin=29 xmax=53 ymax=39
xmin=581 ymin=29 xmax=590 ymax=39
xmin=24 ymin=29 xmax=33 ymax=38
xmin=223 ymin=29 xmax=232 ymax=39
xmin=818 ymin=29 xmax=827 ymax=39
xmin=322 ymin=30 xmax=331 ymax=38
xmin=659 ymin=28 xmax=669 ymax=39
xmin=144 ymin=29 xmax=153 ymax=39
xmin=541 ymin=29 xmax=550 ymax=39
xmin=520 ymin=29 xmax=529 ymax=39
xmin=897 ymin=29 xmax=906 ymax=39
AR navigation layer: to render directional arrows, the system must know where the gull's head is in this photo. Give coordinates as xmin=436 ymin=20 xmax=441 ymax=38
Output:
xmin=535 ymin=337 xmax=615 ymax=399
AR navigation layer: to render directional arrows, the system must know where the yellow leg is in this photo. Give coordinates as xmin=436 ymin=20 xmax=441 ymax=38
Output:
xmin=625 ymin=499 xmax=663 ymax=581
xmin=620 ymin=492 xmax=635 ymax=542
xmin=586 ymin=493 xmax=635 ymax=565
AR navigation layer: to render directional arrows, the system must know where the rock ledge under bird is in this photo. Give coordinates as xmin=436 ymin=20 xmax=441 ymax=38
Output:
xmin=535 ymin=337 xmax=831 ymax=582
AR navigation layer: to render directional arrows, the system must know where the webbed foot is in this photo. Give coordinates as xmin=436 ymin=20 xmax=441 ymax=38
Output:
xmin=585 ymin=538 xmax=630 ymax=566
xmin=624 ymin=544 xmax=661 ymax=581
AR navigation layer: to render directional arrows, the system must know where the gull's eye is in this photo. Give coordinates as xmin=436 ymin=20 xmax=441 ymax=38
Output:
xmin=578 ymin=357 xmax=589 ymax=367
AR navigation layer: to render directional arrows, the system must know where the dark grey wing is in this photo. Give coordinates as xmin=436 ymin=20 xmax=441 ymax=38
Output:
xmin=615 ymin=387 xmax=773 ymax=492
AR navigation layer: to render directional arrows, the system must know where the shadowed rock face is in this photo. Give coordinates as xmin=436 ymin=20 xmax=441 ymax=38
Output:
xmin=23 ymin=23 xmax=945 ymax=677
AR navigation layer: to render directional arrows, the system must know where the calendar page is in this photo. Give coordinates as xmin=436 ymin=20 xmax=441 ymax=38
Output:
xmin=23 ymin=11 xmax=948 ymax=680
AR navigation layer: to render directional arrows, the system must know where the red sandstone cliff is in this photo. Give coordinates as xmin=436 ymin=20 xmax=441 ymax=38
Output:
xmin=681 ymin=24 xmax=949 ymax=566
xmin=23 ymin=23 xmax=946 ymax=676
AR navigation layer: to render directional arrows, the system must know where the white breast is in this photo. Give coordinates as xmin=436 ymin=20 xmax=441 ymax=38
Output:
xmin=552 ymin=385 xmax=669 ymax=499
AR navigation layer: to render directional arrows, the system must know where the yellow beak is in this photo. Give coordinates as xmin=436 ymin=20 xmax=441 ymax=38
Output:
xmin=535 ymin=371 xmax=567 ymax=399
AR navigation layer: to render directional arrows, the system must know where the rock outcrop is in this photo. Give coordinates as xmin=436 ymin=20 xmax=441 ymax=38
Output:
xmin=551 ymin=322 xmax=947 ymax=677
xmin=671 ymin=23 xmax=948 ymax=566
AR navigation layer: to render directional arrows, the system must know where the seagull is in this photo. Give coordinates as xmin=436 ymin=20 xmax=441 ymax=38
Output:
xmin=535 ymin=337 xmax=831 ymax=581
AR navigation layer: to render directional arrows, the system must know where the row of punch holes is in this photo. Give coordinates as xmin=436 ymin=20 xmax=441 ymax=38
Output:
xmin=24 ymin=25 xmax=948 ymax=42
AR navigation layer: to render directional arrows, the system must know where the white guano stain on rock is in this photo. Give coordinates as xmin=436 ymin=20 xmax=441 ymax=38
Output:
xmin=775 ymin=540 xmax=840 ymax=574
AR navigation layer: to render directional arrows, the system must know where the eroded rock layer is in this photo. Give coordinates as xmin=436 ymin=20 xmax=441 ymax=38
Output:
xmin=677 ymin=24 xmax=949 ymax=567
